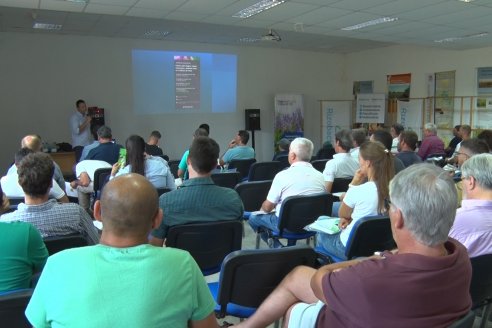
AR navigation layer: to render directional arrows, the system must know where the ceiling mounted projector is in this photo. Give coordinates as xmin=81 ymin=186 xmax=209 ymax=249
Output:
xmin=261 ymin=29 xmax=281 ymax=41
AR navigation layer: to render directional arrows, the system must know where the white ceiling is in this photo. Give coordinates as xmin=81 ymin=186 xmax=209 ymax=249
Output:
xmin=0 ymin=0 xmax=492 ymax=53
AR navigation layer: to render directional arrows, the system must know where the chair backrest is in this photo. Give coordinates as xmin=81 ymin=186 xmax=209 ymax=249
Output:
xmin=344 ymin=215 xmax=396 ymax=259
xmin=235 ymin=180 xmax=272 ymax=212
xmin=158 ymin=154 xmax=170 ymax=162
xmin=7 ymin=197 xmax=24 ymax=212
xmin=215 ymin=246 xmax=317 ymax=314
xmin=228 ymin=158 xmax=257 ymax=179
xmin=211 ymin=172 xmax=241 ymax=189
xmin=167 ymin=160 xmax=180 ymax=178
xmin=310 ymin=159 xmax=328 ymax=173
xmin=331 ymin=177 xmax=353 ymax=193
xmin=0 ymin=289 xmax=33 ymax=328
xmin=247 ymin=161 xmax=281 ymax=181
xmin=166 ymin=220 xmax=243 ymax=274
xmin=156 ymin=188 xmax=171 ymax=196
xmin=275 ymin=155 xmax=290 ymax=170
xmin=43 ymin=234 xmax=88 ymax=256
xmin=448 ymin=310 xmax=475 ymax=328
xmin=469 ymin=254 xmax=492 ymax=308
xmin=278 ymin=192 xmax=335 ymax=234
xmin=93 ymin=167 xmax=112 ymax=194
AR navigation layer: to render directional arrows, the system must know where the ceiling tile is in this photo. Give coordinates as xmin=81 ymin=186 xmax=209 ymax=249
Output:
xmin=253 ymin=2 xmax=319 ymax=21
xmin=126 ymin=7 xmax=166 ymax=19
xmin=317 ymin=11 xmax=383 ymax=29
xmin=362 ymin=0 xmax=448 ymax=16
xmin=285 ymin=6 xmax=352 ymax=25
xmin=89 ymin=0 xmax=137 ymax=6
xmin=329 ymin=0 xmax=396 ymax=11
xmin=40 ymin=0 xmax=85 ymax=12
xmin=0 ymin=0 xmax=38 ymax=9
xmin=177 ymin=0 xmax=236 ymax=15
xmin=164 ymin=11 xmax=208 ymax=22
xmin=134 ymin=0 xmax=184 ymax=11
xmin=398 ymin=1 xmax=471 ymax=21
xmin=84 ymin=3 xmax=129 ymax=15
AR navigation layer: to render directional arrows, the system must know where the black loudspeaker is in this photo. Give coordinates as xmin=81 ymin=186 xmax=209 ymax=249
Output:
xmin=245 ymin=109 xmax=261 ymax=131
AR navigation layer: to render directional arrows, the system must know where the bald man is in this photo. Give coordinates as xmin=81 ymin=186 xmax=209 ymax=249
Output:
xmin=26 ymin=174 xmax=219 ymax=328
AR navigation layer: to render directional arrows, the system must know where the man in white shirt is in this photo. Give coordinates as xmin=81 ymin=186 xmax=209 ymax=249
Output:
xmin=350 ymin=128 xmax=366 ymax=161
xmin=248 ymin=138 xmax=326 ymax=248
xmin=1 ymin=148 xmax=68 ymax=203
xmin=70 ymin=160 xmax=111 ymax=214
xmin=323 ymin=130 xmax=359 ymax=193
xmin=69 ymin=99 xmax=92 ymax=161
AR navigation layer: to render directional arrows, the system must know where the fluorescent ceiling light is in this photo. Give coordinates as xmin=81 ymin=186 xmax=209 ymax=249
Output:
xmin=66 ymin=0 xmax=88 ymax=3
xmin=142 ymin=30 xmax=171 ymax=39
xmin=233 ymin=0 xmax=286 ymax=19
xmin=341 ymin=17 xmax=398 ymax=31
xmin=33 ymin=23 xmax=62 ymax=30
xmin=458 ymin=0 xmax=475 ymax=3
xmin=434 ymin=32 xmax=488 ymax=43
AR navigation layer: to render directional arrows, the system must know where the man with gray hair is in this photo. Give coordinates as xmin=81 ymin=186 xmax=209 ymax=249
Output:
xmin=322 ymin=130 xmax=359 ymax=193
xmin=237 ymin=164 xmax=471 ymax=328
xmin=450 ymin=153 xmax=492 ymax=257
xmin=418 ymin=123 xmax=445 ymax=160
xmin=248 ymin=137 xmax=325 ymax=248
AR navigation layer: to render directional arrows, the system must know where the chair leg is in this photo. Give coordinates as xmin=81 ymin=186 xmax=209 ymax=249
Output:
xmin=242 ymin=220 xmax=245 ymax=238
xmin=255 ymin=233 xmax=261 ymax=249
xmin=274 ymin=320 xmax=280 ymax=328
xmin=306 ymin=238 xmax=310 ymax=246
xmin=479 ymin=303 xmax=492 ymax=328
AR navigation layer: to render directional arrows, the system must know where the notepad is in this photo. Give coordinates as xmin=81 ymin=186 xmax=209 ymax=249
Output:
xmin=305 ymin=216 xmax=341 ymax=235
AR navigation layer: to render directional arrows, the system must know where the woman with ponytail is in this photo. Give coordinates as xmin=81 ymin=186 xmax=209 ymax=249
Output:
xmin=317 ymin=141 xmax=395 ymax=259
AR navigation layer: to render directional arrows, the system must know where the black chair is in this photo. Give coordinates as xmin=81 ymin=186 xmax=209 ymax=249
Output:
xmin=235 ymin=180 xmax=272 ymax=219
xmin=315 ymin=215 xmax=396 ymax=263
xmin=256 ymin=192 xmax=335 ymax=248
xmin=166 ymin=220 xmax=243 ymax=275
xmin=43 ymin=234 xmax=88 ymax=256
xmin=425 ymin=153 xmax=447 ymax=167
xmin=156 ymin=187 xmax=171 ymax=196
xmin=167 ymin=159 xmax=180 ymax=179
xmin=211 ymin=172 xmax=241 ymax=189
xmin=247 ymin=161 xmax=281 ymax=181
xmin=93 ymin=167 xmax=112 ymax=200
xmin=275 ymin=155 xmax=290 ymax=170
xmin=7 ymin=197 xmax=24 ymax=212
xmin=470 ymin=254 xmax=492 ymax=328
xmin=310 ymin=159 xmax=328 ymax=172
xmin=0 ymin=288 xmax=33 ymax=328
xmin=448 ymin=311 xmax=475 ymax=328
xmin=158 ymin=154 xmax=170 ymax=162
xmin=208 ymin=246 xmax=317 ymax=319
xmin=228 ymin=158 xmax=257 ymax=180
xmin=331 ymin=177 xmax=353 ymax=193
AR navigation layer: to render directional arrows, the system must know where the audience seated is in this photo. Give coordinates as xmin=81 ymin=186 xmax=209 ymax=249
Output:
xmin=7 ymin=135 xmax=65 ymax=191
xmin=445 ymin=125 xmax=462 ymax=157
xmin=79 ymin=124 xmax=101 ymax=162
xmin=450 ymin=153 xmax=492 ymax=256
xmin=236 ymin=164 xmax=471 ymax=328
xmin=417 ymin=123 xmax=445 ymax=160
xmin=1 ymin=153 xmax=99 ymax=245
xmin=447 ymin=125 xmax=471 ymax=164
xmin=219 ymin=130 xmax=255 ymax=166
xmin=273 ymin=138 xmax=290 ymax=161
xmin=318 ymin=141 xmax=394 ymax=259
xmin=178 ymin=127 xmax=209 ymax=180
xmin=86 ymin=125 xmax=122 ymax=165
xmin=370 ymin=129 xmax=405 ymax=173
xmin=315 ymin=141 xmax=336 ymax=160
xmin=0 ymin=185 xmax=48 ymax=294
xmin=395 ymin=130 xmax=422 ymax=167
xmin=150 ymin=137 xmax=243 ymax=246
xmin=70 ymin=159 xmax=112 ymax=214
xmin=145 ymin=130 xmax=164 ymax=156
xmin=1 ymin=148 xmax=68 ymax=203
xmin=248 ymin=138 xmax=325 ymax=248
xmin=477 ymin=129 xmax=492 ymax=151
xmin=25 ymin=174 xmax=218 ymax=327
xmin=390 ymin=123 xmax=404 ymax=153
xmin=350 ymin=128 xmax=367 ymax=161
xmin=112 ymin=135 xmax=176 ymax=190
xmin=322 ymin=130 xmax=359 ymax=193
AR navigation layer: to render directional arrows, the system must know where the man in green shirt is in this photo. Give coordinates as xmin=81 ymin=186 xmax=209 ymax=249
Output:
xmin=26 ymin=174 xmax=218 ymax=328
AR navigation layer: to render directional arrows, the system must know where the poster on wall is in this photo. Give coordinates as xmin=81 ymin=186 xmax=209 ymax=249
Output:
xmin=397 ymin=99 xmax=423 ymax=140
xmin=356 ymin=94 xmax=386 ymax=123
xmin=477 ymin=67 xmax=492 ymax=95
xmin=353 ymin=81 xmax=374 ymax=95
xmin=434 ymin=70 xmax=455 ymax=129
xmin=274 ymin=94 xmax=304 ymax=147
xmin=321 ymin=101 xmax=352 ymax=143
xmin=387 ymin=73 xmax=411 ymax=100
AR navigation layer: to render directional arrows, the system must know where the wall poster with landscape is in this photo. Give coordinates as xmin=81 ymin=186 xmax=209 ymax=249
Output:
xmin=387 ymin=73 xmax=411 ymax=115
xmin=434 ymin=70 xmax=455 ymax=129
xmin=274 ymin=94 xmax=304 ymax=149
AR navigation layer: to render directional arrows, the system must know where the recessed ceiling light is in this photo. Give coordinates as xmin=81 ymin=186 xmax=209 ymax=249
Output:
xmin=33 ymin=23 xmax=62 ymax=30
xmin=458 ymin=0 xmax=475 ymax=3
xmin=233 ymin=0 xmax=286 ymax=19
xmin=434 ymin=32 xmax=488 ymax=43
xmin=142 ymin=30 xmax=171 ymax=39
xmin=341 ymin=17 xmax=398 ymax=31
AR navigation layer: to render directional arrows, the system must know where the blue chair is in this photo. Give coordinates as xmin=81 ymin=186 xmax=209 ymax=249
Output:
xmin=208 ymin=246 xmax=317 ymax=320
xmin=315 ymin=215 xmax=395 ymax=263
xmin=0 ymin=288 xmax=33 ymax=328
xmin=255 ymin=192 xmax=335 ymax=249
xmin=166 ymin=220 xmax=243 ymax=276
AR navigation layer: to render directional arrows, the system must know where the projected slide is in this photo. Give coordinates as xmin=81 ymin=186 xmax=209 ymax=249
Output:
xmin=132 ymin=50 xmax=237 ymax=114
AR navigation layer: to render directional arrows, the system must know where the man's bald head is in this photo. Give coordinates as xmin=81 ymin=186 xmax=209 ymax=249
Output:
xmin=99 ymin=174 xmax=159 ymax=237
xmin=21 ymin=135 xmax=42 ymax=152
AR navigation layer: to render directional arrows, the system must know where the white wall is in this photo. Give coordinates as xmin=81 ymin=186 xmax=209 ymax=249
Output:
xmin=0 ymin=32 xmax=345 ymax=172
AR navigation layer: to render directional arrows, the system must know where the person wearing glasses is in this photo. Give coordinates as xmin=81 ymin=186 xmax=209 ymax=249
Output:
xmin=317 ymin=141 xmax=394 ymax=260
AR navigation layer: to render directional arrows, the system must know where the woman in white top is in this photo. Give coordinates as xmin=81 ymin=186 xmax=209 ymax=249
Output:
xmin=317 ymin=141 xmax=394 ymax=259
xmin=111 ymin=135 xmax=176 ymax=190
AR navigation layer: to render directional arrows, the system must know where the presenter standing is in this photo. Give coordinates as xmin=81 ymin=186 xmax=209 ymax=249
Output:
xmin=70 ymin=99 xmax=92 ymax=161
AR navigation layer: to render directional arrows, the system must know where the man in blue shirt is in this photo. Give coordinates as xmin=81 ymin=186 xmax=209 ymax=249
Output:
xmin=69 ymin=99 xmax=92 ymax=162
xmin=219 ymin=130 xmax=255 ymax=165
xmin=86 ymin=126 xmax=122 ymax=165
